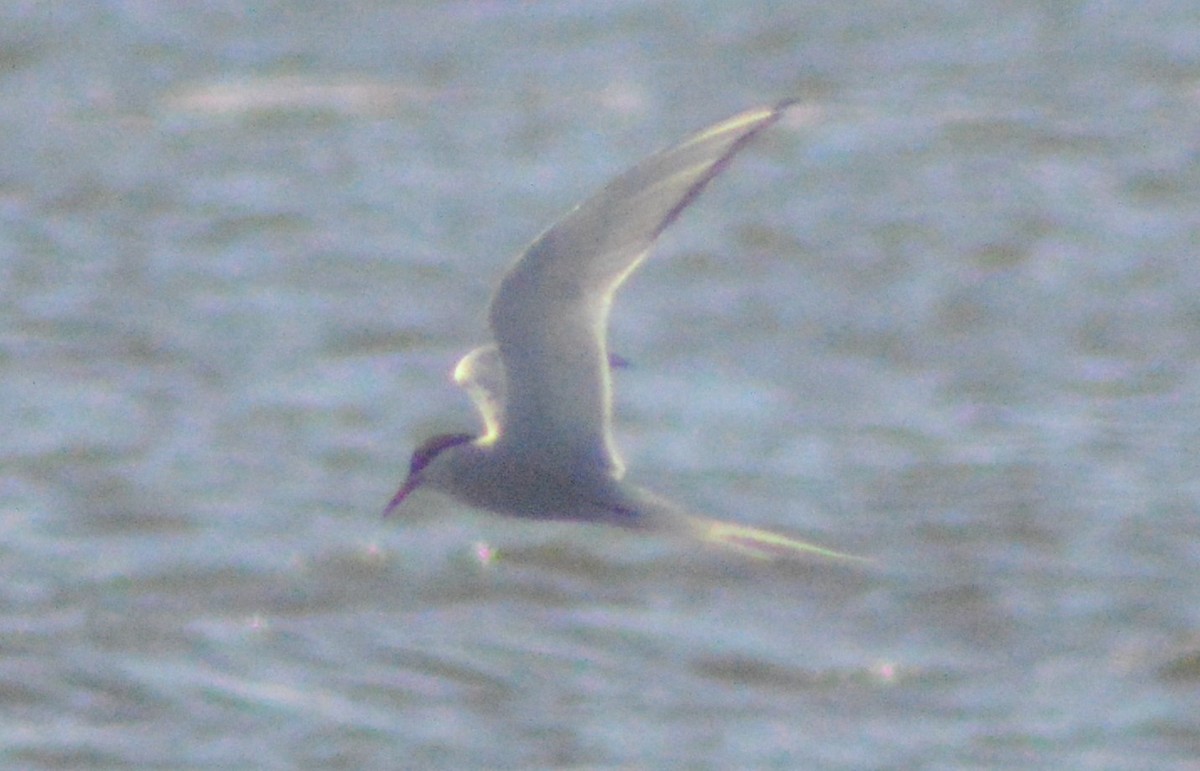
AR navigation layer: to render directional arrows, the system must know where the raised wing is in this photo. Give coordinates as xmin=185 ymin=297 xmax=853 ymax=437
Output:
xmin=452 ymin=345 xmax=506 ymax=441
xmin=488 ymin=101 xmax=796 ymax=475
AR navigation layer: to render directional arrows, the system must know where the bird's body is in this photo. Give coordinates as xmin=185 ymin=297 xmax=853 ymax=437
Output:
xmin=387 ymin=101 xmax=863 ymax=562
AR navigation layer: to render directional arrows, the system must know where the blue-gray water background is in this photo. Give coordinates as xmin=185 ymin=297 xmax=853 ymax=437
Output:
xmin=3 ymin=3 xmax=1199 ymax=768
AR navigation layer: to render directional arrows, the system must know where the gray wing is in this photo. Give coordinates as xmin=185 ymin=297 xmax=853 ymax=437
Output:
xmin=487 ymin=101 xmax=796 ymax=475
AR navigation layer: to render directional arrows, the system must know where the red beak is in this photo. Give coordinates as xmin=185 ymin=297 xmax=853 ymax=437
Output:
xmin=383 ymin=476 xmax=421 ymax=517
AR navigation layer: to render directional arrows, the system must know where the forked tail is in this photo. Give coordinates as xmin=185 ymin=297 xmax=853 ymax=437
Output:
xmin=620 ymin=485 xmax=870 ymax=563
xmin=699 ymin=518 xmax=871 ymax=563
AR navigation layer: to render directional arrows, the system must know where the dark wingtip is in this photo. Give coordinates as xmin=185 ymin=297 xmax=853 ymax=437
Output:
xmin=651 ymin=101 xmax=796 ymax=242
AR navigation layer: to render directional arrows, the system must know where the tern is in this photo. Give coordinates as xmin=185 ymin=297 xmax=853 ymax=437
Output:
xmin=386 ymin=101 xmax=861 ymax=562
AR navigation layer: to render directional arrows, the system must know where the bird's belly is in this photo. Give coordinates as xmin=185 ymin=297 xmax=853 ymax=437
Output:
xmin=450 ymin=463 xmax=641 ymax=526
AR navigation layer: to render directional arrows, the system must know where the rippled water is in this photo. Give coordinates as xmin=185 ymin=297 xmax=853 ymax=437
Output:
xmin=3 ymin=2 xmax=1199 ymax=768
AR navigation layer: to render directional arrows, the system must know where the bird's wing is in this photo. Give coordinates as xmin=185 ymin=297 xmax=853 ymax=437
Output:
xmin=452 ymin=345 xmax=506 ymax=441
xmin=488 ymin=101 xmax=795 ymax=476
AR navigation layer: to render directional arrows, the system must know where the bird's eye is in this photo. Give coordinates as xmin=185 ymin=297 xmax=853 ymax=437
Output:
xmin=409 ymin=433 xmax=474 ymax=475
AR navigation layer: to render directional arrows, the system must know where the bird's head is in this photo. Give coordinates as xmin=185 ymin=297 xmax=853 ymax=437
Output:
xmin=383 ymin=432 xmax=475 ymax=516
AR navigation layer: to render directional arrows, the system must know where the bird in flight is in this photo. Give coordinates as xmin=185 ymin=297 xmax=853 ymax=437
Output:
xmin=386 ymin=101 xmax=863 ymax=562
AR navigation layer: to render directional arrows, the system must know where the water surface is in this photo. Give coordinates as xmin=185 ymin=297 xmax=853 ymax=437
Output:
xmin=3 ymin=2 xmax=1199 ymax=768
